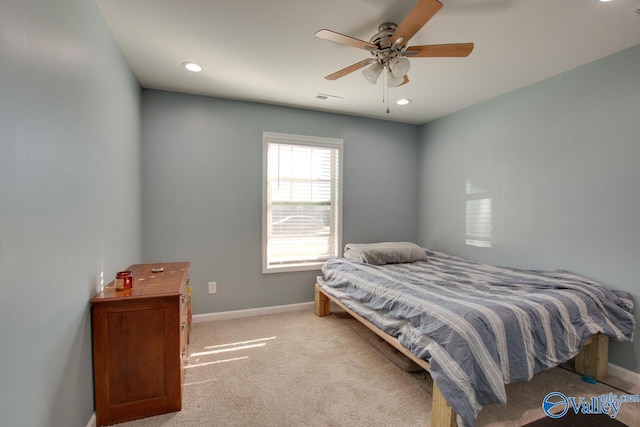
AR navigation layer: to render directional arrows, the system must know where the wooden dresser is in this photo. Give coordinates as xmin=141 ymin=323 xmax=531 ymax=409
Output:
xmin=91 ymin=262 xmax=191 ymax=426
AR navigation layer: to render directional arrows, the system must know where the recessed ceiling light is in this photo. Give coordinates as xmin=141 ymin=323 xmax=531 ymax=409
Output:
xmin=599 ymin=0 xmax=614 ymax=2
xmin=396 ymin=98 xmax=412 ymax=106
xmin=182 ymin=62 xmax=202 ymax=72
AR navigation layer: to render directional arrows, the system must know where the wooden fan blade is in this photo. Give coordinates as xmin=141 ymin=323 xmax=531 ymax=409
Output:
xmin=405 ymin=43 xmax=474 ymax=57
xmin=390 ymin=0 xmax=443 ymax=46
xmin=325 ymin=58 xmax=375 ymax=80
xmin=315 ymin=29 xmax=378 ymax=51
xmin=400 ymin=75 xmax=410 ymax=86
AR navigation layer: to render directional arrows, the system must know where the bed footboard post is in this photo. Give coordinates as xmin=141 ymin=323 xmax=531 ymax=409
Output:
xmin=314 ymin=283 xmax=331 ymax=317
xmin=432 ymin=382 xmax=457 ymax=427
xmin=575 ymin=333 xmax=609 ymax=381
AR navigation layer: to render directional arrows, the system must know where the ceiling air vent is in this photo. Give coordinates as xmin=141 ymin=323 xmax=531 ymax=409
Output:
xmin=315 ymin=93 xmax=343 ymax=101
xmin=628 ymin=5 xmax=640 ymax=17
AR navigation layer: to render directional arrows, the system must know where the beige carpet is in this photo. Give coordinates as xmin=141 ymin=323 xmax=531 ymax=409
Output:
xmin=113 ymin=308 xmax=640 ymax=427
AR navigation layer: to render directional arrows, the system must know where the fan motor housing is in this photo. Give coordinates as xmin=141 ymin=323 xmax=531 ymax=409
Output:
xmin=370 ymin=23 xmax=397 ymax=49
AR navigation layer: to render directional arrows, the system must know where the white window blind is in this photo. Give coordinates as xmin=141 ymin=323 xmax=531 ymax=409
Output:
xmin=262 ymin=132 xmax=342 ymax=273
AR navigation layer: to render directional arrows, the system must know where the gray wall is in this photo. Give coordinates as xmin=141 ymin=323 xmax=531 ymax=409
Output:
xmin=0 ymin=1 xmax=141 ymax=426
xmin=417 ymin=44 xmax=640 ymax=373
xmin=141 ymin=90 xmax=419 ymax=315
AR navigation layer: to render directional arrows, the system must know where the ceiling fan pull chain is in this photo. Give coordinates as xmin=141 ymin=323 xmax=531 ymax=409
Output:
xmin=386 ymin=69 xmax=391 ymax=114
xmin=382 ymin=69 xmax=386 ymax=104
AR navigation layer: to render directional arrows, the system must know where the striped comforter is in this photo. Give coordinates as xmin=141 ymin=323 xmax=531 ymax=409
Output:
xmin=317 ymin=249 xmax=635 ymax=427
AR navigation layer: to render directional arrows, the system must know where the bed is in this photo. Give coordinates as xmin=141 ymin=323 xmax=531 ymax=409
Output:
xmin=314 ymin=243 xmax=635 ymax=427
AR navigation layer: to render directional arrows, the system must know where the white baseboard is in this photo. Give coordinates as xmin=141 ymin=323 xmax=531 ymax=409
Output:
xmin=86 ymin=413 xmax=96 ymax=427
xmin=608 ymin=362 xmax=640 ymax=385
xmin=192 ymin=301 xmax=314 ymax=323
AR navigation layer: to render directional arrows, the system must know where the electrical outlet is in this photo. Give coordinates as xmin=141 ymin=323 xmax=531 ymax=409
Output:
xmin=208 ymin=281 xmax=217 ymax=294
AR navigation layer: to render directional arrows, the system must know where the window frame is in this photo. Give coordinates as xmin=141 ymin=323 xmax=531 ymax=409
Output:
xmin=262 ymin=131 xmax=343 ymax=274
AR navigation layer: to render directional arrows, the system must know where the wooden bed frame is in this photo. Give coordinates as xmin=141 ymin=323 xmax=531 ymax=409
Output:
xmin=314 ymin=283 xmax=609 ymax=427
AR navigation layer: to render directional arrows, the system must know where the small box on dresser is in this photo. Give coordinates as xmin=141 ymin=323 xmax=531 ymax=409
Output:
xmin=91 ymin=262 xmax=191 ymax=426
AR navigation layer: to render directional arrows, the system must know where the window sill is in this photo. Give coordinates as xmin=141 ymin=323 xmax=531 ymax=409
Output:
xmin=263 ymin=262 xmax=324 ymax=274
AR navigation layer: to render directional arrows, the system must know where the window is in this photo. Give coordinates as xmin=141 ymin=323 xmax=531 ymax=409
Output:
xmin=262 ymin=132 xmax=343 ymax=273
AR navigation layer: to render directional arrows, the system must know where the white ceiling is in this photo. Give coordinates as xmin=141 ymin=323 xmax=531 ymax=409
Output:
xmin=97 ymin=0 xmax=640 ymax=125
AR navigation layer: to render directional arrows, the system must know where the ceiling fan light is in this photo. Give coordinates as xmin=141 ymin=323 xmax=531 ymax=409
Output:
xmin=390 ymin=57 xmax=410 ymax=78
xmin=387 ymin=71 xmax=404 ymax=87
xmin=363 ymin=62 xmax=383 ymax=84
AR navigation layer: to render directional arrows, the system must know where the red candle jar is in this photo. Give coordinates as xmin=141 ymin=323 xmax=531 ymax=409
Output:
xmin=115 ymin=271 xmax=133 ymax=289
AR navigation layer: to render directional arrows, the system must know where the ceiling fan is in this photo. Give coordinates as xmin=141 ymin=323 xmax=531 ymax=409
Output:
xmin=315 ymin=0 xmax=474 ymax=96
